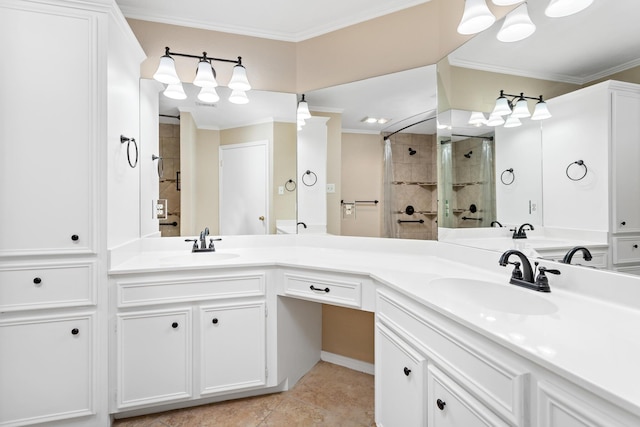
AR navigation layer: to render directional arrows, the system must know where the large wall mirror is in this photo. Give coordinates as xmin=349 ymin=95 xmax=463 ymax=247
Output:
xmin=437 ymin=0 xmax=640 ymax=271
xmin=154 ymin=81 xmax=297 ymax=237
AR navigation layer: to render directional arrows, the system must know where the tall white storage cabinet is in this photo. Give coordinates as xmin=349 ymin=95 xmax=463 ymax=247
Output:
xmin=0 ymin=0 xmax=144 ymax=426
xmin=542 ymin=80 xmax=640 ymax=272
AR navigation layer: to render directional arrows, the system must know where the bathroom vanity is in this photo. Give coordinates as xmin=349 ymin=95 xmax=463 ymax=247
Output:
xmin=105 ymin=234 xmax=640 ymax=427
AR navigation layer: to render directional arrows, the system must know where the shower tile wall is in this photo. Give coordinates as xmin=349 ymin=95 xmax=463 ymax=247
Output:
xmin=159 ymin=123 xmax=181 ymax=237
xmin=452 ymin=138 xmax=486 ymax=228
xmin=390 ymin=133 xmax=438 ymax=240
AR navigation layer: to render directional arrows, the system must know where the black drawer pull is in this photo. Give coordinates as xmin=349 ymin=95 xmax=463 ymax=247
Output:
xmin=71 ymin=234 xmax=79 ymax=241
xmin=171 ymin=322 xmax=179 ymax=329
xmin=437 ymin=399 xmax=446 ymax=410
xmin=33 ymin=277 xmax=42 ymax=285
xmin=212 ymin=318 xmax=219 ymax=324
xmin=71 ymin=328 xmax=79 ymax=335
xmin=403 ymin=367 xmax=411 ymax=376
xmin=310 ymin=285 xmax=330 ymax=293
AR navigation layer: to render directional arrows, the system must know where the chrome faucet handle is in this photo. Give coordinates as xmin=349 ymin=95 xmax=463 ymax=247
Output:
xmin=185 ymin=238 xmax=199 ymax=251
xmin=208 ymin=238 xmax=222 ymax=250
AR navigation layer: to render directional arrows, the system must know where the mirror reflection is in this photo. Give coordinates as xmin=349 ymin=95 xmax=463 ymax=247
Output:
xmin=156 ymin=81 xmax=297 ymax=237
xmin=437 ymin=0 xmax=640 ymax=274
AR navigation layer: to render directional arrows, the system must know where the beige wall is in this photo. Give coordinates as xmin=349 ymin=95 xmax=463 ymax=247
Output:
xmin=322 ymin=305 xmax=375 ymax=364
xmin=340 ymin=133 xmax=384 ymax=237
xmin=273 ymin=122 xmax=298 ymax=225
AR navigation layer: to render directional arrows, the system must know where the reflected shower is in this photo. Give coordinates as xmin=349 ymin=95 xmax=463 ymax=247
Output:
xmin=408 ymin=147 xmax=417 ymax=156
xmin=464 ymin=151 xmax=473 ymax=158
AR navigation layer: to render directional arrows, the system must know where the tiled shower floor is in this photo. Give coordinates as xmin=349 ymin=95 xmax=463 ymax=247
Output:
xmin=112 ymin=361 xmax=375 ymax=426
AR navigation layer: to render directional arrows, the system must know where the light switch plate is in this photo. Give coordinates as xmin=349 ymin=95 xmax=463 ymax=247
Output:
xmin=326 ymin=183 xmax=336 ymax=193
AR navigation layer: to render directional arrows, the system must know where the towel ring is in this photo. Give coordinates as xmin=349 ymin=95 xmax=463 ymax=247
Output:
xmin=302 ymin=170 xmax=318 ymax=187
xmin=566 ymin=160 xmax=587 ymax=181
xmin=284 ymin=179 xmax=297 ymax=192
xmin=152 ymin=154 xmax=164 ymax=178
xmin=500 ymin=168 xmax=515 ymax=185
xmin=121 ymin=135 xmax=138 ymax=168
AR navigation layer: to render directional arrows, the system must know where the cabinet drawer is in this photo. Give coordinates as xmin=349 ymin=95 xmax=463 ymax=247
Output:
xmin=613 ymin=236 xmax=640 ymax=264
xmin=282 ymin=272 xmax=362 ymax=308
xmin=377 ymin=291 xmax=527 ymax=426
xmin=0 ymin=262 xmax=95 ymax=312
xmin=116 ymin=273 xmax=265 ymax=308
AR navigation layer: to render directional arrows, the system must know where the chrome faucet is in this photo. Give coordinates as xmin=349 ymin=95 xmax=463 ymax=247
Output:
xmin=511 ymin=223 xmax=534 ymax=239
xmin=561 ymin=246 xmax=593 ymax=265
xmin=498 ymin=249 xmax=560 ymax=292
xmin=200 ymin=227 xmax=210 ymax=249
xmin=185 ymin=227 xmax=221 ymax=252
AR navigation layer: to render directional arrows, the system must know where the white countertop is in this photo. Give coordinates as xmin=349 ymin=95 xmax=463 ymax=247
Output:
xmin=109 ymin=234 xmax=640 ymax=418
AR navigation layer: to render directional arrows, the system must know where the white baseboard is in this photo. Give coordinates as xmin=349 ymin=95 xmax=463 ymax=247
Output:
xmin=320 ymin=351 xmax=375 ymax=375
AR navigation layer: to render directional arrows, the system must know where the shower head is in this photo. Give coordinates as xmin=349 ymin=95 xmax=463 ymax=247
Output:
xmin=464 ymin=151 xmax=473 ymax=158
xmin=408 ymin=148 xmax=417 ymax=156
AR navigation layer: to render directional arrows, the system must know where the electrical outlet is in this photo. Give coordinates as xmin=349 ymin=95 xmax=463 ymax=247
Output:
xmin=326 ymin=183 xmax=336 ymax=193
xmin=345 ymin=204 xmax=353 ymax=215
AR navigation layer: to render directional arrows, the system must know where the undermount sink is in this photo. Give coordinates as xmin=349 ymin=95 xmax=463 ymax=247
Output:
xmin=159 ymin=252 xmax=239 ymax=265
xmin=427 ymin=278 xmax=558 ymax=315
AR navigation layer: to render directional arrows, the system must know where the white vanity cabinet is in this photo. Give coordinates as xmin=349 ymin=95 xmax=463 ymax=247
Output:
xmin=112 ymin=269 xmax=273 ymax=413
xmin=375 ymin=323 xmax=427 ymax=427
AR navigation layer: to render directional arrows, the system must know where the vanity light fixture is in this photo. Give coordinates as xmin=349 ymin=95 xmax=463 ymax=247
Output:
xmin=153 ymin=46 xmax=251 ymax=104
xmin=489 ymin=90 xmax=552 ymax=127
xmin=297 ymin=94 xmax=312 ymax=130
xmin=457 ymin=0 xmax=496 ymax=35
xmin=545 ymin=0 xmax=594 ymax=17
xmin=503 ymin=115 xmax=522 ymax=128
xmin=486 ymin=113 xmax=506 ymax=126
xmin=468 ymin=111 xmax=488 ymax=126
xmin=497 ymin=3 xmax=536 ymax=43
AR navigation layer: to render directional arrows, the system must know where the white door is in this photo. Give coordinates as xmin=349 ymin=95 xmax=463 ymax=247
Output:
xmin=220 ymin=141 xmax=269 ymax=235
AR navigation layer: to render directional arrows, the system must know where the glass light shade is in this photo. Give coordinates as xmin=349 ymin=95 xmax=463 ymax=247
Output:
xmin=297 ymin=117 xmax=306 ymax=128
xmin=153 ymin=55 xmax=180 ymax=85
xmin=197 ymin=86 xmax=220 ymax=103
xmin=297 ymin=100 xmax=311 ymax=120
xmin=491 ymin=96 xmax=512 ymax=116
xmin=228 ymin=64 xmax=251 ymax=91
xmin=468 ymin=111 xmax=487 ymax=126
xmin=504 ymin=115 xmax=522 ymax=128
xmin=497 ymin=3 xmax=536 ymax=42
xmin=531 ymin=101 xmax=552 ymax=120
xmin=163 ymin=83 xmax=187 ymax=100
xmin=229 ymin=89 xmax=249 ymax=104
xmin=193 ymin=60 xmax=218 ymax=88
xmin=491 ymin=0 xmax=522 ymax=5
xmin=545 ymin=0 xmax=594 ymax=17
xmin=486 ymin=113 xmax=505 ymax=126
xmin=511 ymin=97 xmax=531 ymax=118
xmin=457 ymin=0 xmax=496 ymax=35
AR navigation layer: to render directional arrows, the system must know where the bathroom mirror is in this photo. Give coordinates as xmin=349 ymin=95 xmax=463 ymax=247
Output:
xmin=299 ymin=65 xmax=438 ymax=238
xmin=436 ymin=0 xmax=640 ymax=266
xmin=155 ymin=81 xmax=297 ymax=237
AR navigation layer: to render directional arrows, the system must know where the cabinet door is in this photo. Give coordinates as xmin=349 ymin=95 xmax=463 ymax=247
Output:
xmin=200 ymin=302 xmax=266 ymax=395
xmin=428 ymin=365 xmax=508 ymax=427
xmin=375 ymin=323 xmax=426 ymax=427
xmin=0 ymin=3 xmax=97 ymax=256
xmin=0 ymin=315 xmax=93 ymax=426
xmin=117 ymin=309 xmax=192 ymax=408
xmin=612 ymin=90 xmax=640 ymax=233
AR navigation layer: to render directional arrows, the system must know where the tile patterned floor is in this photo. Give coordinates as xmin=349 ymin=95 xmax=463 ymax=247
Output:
xmin=112 ymin=361 xmax=375 ymax=426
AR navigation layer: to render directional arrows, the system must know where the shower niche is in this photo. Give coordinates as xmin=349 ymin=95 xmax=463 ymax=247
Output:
xmin=438 ymin=110 xmax=496 ymax=229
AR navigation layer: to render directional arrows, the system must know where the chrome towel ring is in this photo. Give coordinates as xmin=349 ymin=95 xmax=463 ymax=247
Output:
xmin=120 ymin=135 xmax=138 ymax=168
xmin=500 ymin=168 xmax=515 ymax=185
xmin=302 ymin=170 xmax=318 ymax=186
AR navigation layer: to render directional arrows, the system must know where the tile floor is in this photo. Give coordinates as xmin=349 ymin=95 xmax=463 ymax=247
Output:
xmin=112 ymin=361 xmax=375 ymax=426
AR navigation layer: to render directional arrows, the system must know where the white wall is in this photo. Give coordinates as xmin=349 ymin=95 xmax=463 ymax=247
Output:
xmin=297 ymin=117 xmax=330 ymax=230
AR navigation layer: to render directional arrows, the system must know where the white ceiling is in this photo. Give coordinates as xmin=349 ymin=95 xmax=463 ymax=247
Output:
xmin=449 ymin=0 xmax=640 ymax=85
xmin=115 ymin=0 xmax=432 ymax=42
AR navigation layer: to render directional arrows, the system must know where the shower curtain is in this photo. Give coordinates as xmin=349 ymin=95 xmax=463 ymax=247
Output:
xmin=439 ymin=142 xmax=454 ymax=228
xmin=479 ymin=139 xmax=496 ymax=227
xmin=383 ymin=138 xmax=399 ymax=238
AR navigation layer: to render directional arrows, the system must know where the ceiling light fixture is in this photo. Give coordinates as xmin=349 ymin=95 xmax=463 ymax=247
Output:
xmin=545 ymin=0 xmax=594 ymax=17
xmin=497 ymin=3 xmax=536 ymax=43
xmin=457 ymin=0 xmax=496 ymax=35
xmin=153 ymin=46 xmax=251 ymax=104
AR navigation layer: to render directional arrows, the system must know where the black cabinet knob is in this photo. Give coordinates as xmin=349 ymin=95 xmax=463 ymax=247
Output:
xmin=634 ymin=245 xmax=638 ymax=249
xmin=621 ymin=221 xmax=627 ymax=226
xmin=71 ymin=234 xmax=79 ymax=241
xmin=71 ymin=328 xmax=79 ymax=335
xmin=403 ymin=367 xmax=411 ymax=376
xmin=33 ymin=277 xmax=42 ymax=285
xmin=212 ymin=318 xmax=219 ymax=324
xmin=437 ymin=399 xmax=446 ymax=410
xmin=171 ymin=322 xmax=178 ymax=329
